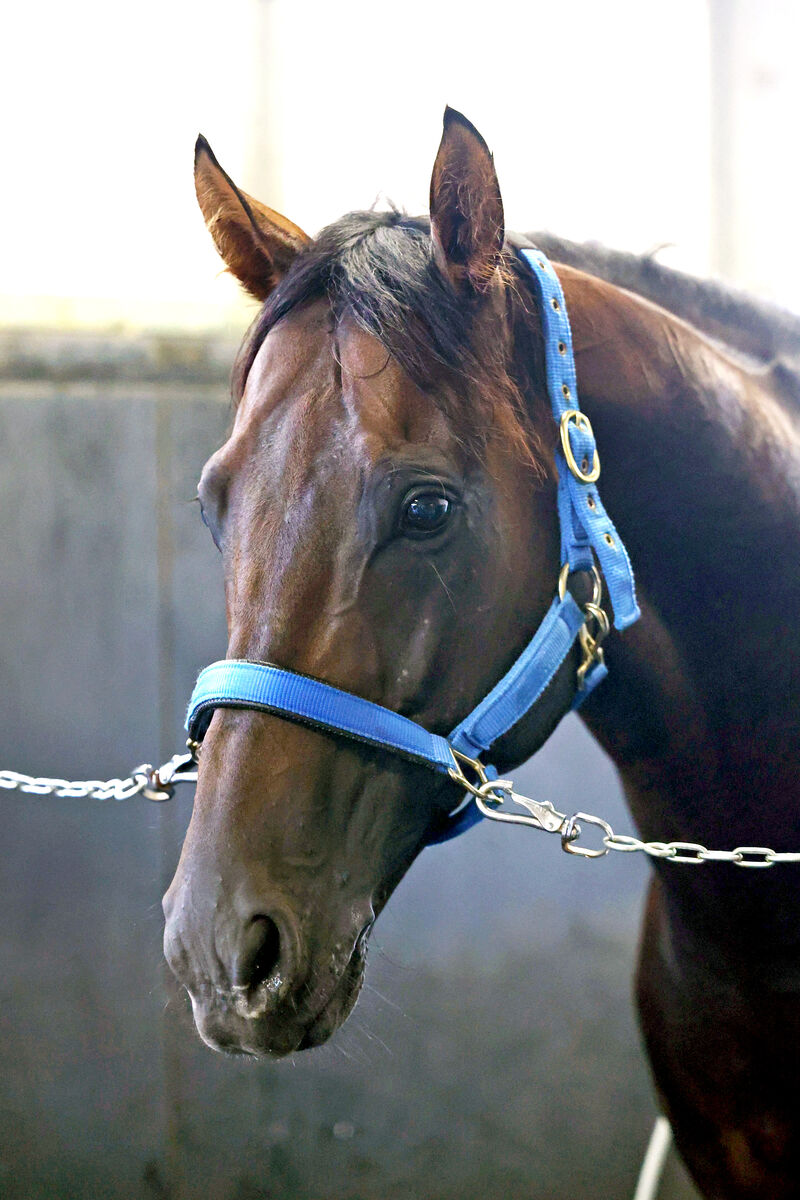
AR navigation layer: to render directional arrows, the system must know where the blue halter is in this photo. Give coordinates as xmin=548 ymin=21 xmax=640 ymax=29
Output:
xmin=186 ymin=249 xmax=640 ymax=841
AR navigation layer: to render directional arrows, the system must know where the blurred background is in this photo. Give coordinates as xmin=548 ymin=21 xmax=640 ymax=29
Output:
xmin=1 ymin=1 xmax=798 ymax=1197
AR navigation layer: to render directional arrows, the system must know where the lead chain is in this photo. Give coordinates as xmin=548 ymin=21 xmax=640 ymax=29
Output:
xmin=475 ymin=780 xmax=800 ymax=869
xmin=603 ymin=833 xmax=800 ymax=869
xmin=5 ymin=752 xmax=800 ymax=869
xmin=0 ymin=769 xmax=148 ymax=801
xmin=0 ymin=751 xmax=198 ymax=803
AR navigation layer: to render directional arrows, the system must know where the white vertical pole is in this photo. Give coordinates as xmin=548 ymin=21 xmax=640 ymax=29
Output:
xmin=708 ymin=0 xmax=738 ymax=281
xmin=707 ymin=0 xmax=800 ymax=306
xmin=633 ymin=1116 xmax=673 ymax=1200
xmin=246 ymin=0 xmax=285 ymax=209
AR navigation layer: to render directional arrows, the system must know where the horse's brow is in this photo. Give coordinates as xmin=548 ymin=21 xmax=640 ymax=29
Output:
xmin=333 ymin=320 xmax=393 ymax=382
xmin=385 ymin=465 xmax=449 ymax=487
xmin=233 ymin=314 xmax=339 ymax=419
xmin=232 ymin=303 xmax=327 ymax=408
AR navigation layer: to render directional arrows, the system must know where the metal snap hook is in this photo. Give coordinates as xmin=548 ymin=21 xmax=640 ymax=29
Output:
xmin=139 ymin=766 xmax=175 ymax=803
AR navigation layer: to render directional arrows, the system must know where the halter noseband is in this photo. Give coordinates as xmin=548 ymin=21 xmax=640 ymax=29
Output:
xmin=185 ymin=249 xmax=640 ymax=842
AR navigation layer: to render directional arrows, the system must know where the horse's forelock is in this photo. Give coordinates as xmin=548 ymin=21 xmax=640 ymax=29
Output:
xmin=231 ymin=210 xmax=544 ymax=471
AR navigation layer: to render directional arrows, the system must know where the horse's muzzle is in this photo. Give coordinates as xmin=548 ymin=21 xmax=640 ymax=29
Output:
xmin=184 ymin=945 xmax=367 ymax=1057
xmin=162 ymin=883 xmax=372 ymax=1057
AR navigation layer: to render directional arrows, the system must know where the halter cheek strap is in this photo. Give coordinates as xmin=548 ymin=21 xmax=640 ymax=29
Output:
xmin=185 ymin=248 xmax=640 ymax=843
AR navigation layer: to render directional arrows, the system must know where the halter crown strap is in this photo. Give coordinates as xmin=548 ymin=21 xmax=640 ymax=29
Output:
xmin=185 ymin=248 xmax=640 ymax=843
xmin=519 ymin=250 xmax=638 ymax=630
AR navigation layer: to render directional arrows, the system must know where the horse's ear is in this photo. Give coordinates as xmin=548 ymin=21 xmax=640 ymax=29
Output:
xmin=429 ymin=107 xmax=505 ymax=295
xmin=194 ymin=135 xmax=310 ymax=301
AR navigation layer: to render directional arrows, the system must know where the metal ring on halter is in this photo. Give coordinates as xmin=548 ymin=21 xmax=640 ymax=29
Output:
xmin=559 ymin=409 xmax=601 ymax=483
xmin=558 ymin=561 xmax=603 ymax=606
xmin=446 ymin=749 xmax=491 ymax=798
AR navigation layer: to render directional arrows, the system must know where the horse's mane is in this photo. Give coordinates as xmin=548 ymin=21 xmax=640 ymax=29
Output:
xmin=232 ymin=211 xmax=800 ymax=446
xmin=527 ymin=232 xmax=800 ymax=370
xmin=234 ymin=211 xmax=507 ymax=397
xmin=232 ymin=210 xmax=546 ymax=464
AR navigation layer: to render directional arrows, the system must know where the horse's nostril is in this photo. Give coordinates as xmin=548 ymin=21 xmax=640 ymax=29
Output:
xmin=233 ymin=915 xmax=282 ymax=991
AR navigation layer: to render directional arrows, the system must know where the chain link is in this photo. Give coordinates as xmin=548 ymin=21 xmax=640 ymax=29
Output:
xmin=0 ymin=752 xmax=197 ymax=804
xmin=473 ymin=778 xmax=800 ymax=869
xmin=603 ymin=832 xmax=800 ymax=868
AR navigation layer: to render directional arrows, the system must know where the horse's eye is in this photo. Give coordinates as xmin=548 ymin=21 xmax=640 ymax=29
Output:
xmin=400 ymin=493 xmax=451 ymax=536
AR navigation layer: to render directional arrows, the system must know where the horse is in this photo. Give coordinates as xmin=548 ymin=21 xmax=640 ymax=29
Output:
xmin=162 ymin=108 xmax=800 ymax=1198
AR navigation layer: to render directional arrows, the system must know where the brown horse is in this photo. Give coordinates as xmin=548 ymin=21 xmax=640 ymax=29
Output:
xmin=162 ymin=108 xmax=800 ymax=1198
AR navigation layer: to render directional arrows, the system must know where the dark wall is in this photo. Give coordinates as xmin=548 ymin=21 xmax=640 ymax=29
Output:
xmin=0 ymin=334 xmax=700 ymax=1200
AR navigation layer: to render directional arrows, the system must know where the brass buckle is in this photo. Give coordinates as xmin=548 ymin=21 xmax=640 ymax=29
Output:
xmin=559 ymin=410 xmax=600 ymax=483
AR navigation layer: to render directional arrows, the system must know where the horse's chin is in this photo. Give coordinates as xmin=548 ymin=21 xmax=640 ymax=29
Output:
xmin=296 ymin=958 xmax=365 ymax=1051
xmin=189 ymin=951 xmax=366 ymax=1059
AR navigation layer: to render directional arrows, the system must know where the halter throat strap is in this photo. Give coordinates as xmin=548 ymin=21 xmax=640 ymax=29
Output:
xmin=186 ymin=248 xmax=640 ymax=841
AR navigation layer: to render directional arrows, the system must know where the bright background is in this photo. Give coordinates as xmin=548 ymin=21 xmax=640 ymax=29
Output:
xmin=2 ymin=0 xmax=799 ymax=330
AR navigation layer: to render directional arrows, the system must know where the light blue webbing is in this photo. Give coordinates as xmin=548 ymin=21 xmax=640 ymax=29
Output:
xmin=186 ymin=660 xmax=458 ymax=774
xmin=518 ymin=250 xmax=639 ymax=630
xmin=185 ymin=248 xmax=640 ymax=842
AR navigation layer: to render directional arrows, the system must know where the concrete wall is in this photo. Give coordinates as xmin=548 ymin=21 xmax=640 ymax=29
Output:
xmin=0 ymin=332 xmax=700 ymax=1199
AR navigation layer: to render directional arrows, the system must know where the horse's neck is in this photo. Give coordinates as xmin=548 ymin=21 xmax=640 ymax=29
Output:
xmin=555 ymin=268 xmax=800 ymax=946
xmin=529 ymin=230 xmax=800 ymax=367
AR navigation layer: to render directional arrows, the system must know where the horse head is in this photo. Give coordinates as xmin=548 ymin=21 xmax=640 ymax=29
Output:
xmin=163 ymin=110 xmax=578 ymax=1056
